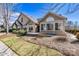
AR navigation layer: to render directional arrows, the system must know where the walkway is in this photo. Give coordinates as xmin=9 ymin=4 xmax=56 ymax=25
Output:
xmin=0 ymin=33 xmax=17 ymax=56
xmin=0 ymin=41 xmax=17 ymax=56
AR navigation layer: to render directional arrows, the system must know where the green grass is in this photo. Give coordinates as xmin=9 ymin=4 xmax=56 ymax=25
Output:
xmin=0 ymin=35 xmax=63 ymax=56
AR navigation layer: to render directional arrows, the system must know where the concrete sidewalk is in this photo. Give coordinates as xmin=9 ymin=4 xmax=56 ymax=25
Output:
xmin=0 ymin=41 xmax=17 ymax=56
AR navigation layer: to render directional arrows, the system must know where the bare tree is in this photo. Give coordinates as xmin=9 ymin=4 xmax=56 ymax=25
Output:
xmin=0 ymin=3 xmax=16 ymax=34
xmin=40 ymin=3 xmax=79 ymax=14
xmin=67 ymin=21 xmax=73 ymax=30
xmin=74 ymin=21 xmax=78 ymax=30
xmin=40 ymin=3 xmax=79 ymax=31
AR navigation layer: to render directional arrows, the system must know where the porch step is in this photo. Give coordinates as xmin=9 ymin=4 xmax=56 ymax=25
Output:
xmin=38 ymin=33 xmax=52 ymax=37
xmin=27 ymin=30 xmax=67 ymax=37
xmin=27 ymin=32 xmax=51 ymax=37
xmin=40 ymin=30 xmax=67 ymax=36
xmin=39 ymin=31 xmax=56 ymax=37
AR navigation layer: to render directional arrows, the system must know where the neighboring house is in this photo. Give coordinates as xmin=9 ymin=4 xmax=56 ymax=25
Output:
xmin=12 ymin=12 xmax=67 ymax=34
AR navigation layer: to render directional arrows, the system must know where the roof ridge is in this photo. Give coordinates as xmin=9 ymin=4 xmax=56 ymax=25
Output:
xmin=47 ymin=12 xmax=66 ymax=19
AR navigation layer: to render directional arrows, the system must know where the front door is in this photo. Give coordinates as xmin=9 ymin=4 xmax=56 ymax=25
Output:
xmin=36 ymin=25 xmax=40 ymax=32
xmin=55 ymin=23 xmax=59 ymax=30
xmin=47 ymin=23 xmax=53 ymax=30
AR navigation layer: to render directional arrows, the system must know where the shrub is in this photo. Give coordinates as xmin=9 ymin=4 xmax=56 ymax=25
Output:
xmin=12 ymin=29 xmax=27 ymax=36
xmin=17 ymin=29 xmax=27 ymax=36
xmin=66 ymin=30 xmax=79 ymax=35
xmin=0 ymin=29 xmax=6 ymax=32
xmin=12 ymin=29 xmax=18 ymax=34
xmin=76 ymin=33 xmax=79 ymax=39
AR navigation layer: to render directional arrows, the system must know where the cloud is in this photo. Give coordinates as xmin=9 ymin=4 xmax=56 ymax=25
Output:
xmin=11 ymin=12 xmax=20 ymax=17
xmin=9 ymin=12 xmax=20 ymax=25
xmin=0 ymin=12 xmax=20 ymax=26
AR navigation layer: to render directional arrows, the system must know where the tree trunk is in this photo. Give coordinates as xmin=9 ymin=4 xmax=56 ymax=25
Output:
xmin=6 ymin=3 xmax=9 ymax=34
xmin=6 ymin=22 xmax=9 ymax=34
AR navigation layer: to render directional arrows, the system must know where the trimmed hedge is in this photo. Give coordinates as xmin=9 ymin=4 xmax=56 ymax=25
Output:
xmin=76 ymin=33 xmax=79 ymax=39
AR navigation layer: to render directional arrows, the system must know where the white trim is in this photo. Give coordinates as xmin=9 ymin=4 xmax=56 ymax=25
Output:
xmin=53 ymin=22 xmax=55 ymax=31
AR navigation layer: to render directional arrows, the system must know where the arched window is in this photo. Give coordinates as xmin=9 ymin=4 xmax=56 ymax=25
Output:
xmin=46 ymin=16 xmax=54 ymax=22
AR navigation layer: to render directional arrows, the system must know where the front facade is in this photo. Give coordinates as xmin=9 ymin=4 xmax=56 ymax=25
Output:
xmin=39 ymin=12 xmax=67 ymax=34
xmin=12 ymin=13 xmax=38 ymax=33
xmin=12 ymin=12 xmax=67 ymax=34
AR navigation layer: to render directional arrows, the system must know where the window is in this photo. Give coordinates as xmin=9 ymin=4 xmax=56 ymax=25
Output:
xmin=41 ymin=24 xmax=45 ymax=30
xmin=47 ymin=16 xmax=54 ymax=22
xmin=47 ymin=24 xmax=53 ymax=30
xmin=21 ymin=18 xmax=23 ymax=22
xmin=29 ymin=27 xmax=33 ymax=32
xmin=55 ymin=23 xmax=59 ymax=30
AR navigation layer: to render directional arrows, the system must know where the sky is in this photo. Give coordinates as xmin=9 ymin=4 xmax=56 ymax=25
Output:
xmin=10 ymin=3 xmax=79 ymax=25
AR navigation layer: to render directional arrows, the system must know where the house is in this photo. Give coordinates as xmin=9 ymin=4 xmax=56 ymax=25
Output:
xmin=12 ymin=12 xmax=67 ymax=34
xmin=12 ymin=13 xmax=38 ymax=33
xmin=37 ymin=12 xmax=67 ymax=35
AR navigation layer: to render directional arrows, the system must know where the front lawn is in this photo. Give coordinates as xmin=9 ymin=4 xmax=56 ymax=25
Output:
xmin=0 ymin=35 xmax=63 ymax=56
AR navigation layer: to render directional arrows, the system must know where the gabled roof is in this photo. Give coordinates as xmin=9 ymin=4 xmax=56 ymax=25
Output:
xmin=39 ymin=12 xmax=67 ymax=22
xmin=12 ymin=13 xmax=38 ymax=27
xmin=20 ymin=13 xmax=38 ymax=24
xmin=12 ymin=12 xmax=67 ymax=27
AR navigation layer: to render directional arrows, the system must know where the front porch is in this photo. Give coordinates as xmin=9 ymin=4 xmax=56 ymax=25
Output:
xmin=26 ymin=22 xmax=65 ymax=36
xmin=27 ymin=30 xmax=65 ymax=37
xmin=39 ymin=22 xmax=59 ymax=34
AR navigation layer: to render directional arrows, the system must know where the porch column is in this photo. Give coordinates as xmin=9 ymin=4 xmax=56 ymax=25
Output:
xmin=33 ymin=25 xmax=36 ymax=33
xmin=53 ymin=22 xmax=55 ymax=31
xmin=40 ymin=24 xmax=41 ymax=32
xmin=26 ymin=25 xmax=29 ymax=33
xmin=45 ymin=23 xmax=47 ymax=30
